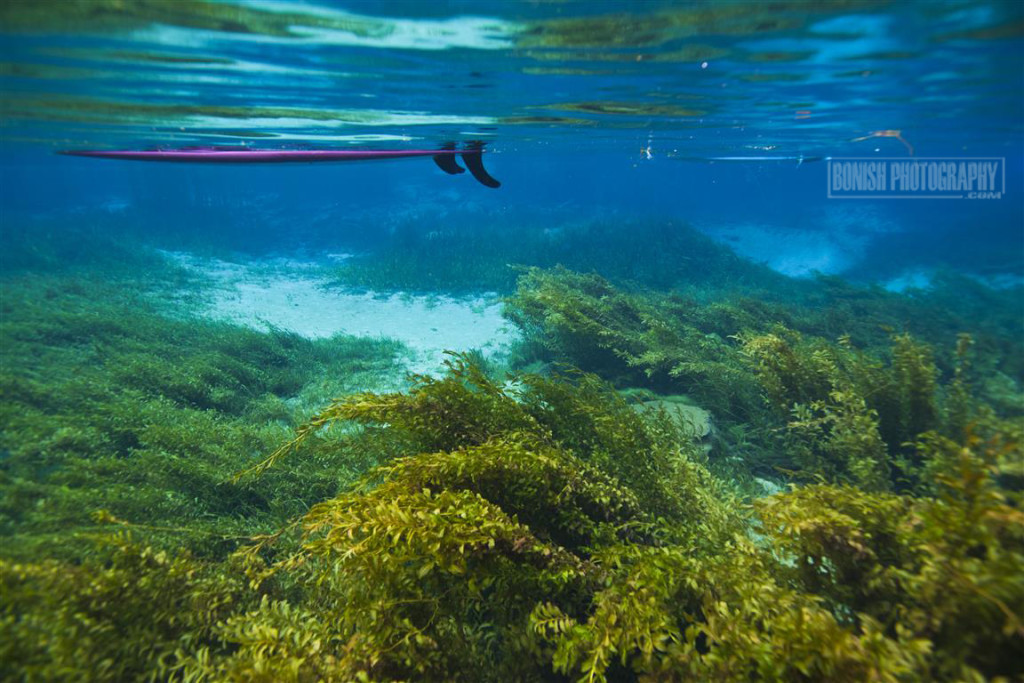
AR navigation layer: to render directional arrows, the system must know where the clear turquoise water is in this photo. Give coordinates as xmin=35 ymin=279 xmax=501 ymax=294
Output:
xmin=1 ymin=0 xmax=1022 ymax=281
xmin=1 ymin=7 xmax=1022 ymax=678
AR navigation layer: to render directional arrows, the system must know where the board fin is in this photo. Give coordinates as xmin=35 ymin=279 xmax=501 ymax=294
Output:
xmin=433 ymin=154 xmax=465 ymax=175
xmin=461 ymin=142 xmax=501 ymax=188
xmin=433 ymin=142 xmax=465 ymax=175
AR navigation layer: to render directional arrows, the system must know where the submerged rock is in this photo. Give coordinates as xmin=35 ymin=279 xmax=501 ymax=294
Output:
xmin=631 ymin=394 xmax=713 ymax=440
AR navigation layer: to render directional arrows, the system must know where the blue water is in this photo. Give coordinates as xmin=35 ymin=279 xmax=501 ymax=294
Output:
xmin=2 ymin=5 xmax=1023 ymax=678
xmin=1 ymin=0 xmax=1022 ymax=281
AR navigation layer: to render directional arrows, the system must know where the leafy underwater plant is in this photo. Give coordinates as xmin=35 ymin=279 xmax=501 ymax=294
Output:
xmin=505 ymin=265 xmax=1023 ymax=407
xmin=739 ymin=324 xmax=1024 ymax=493
xmin=2 ymin=352 xmax=1022 ymax=681
xmin=504 ymin=266 xmax=764 ymax=421
xmin=0 ymin=268 xmax=410 ymax=561
xmin=1 ymin=532 xmax=255 ymax=682
xmin=3 ymin=236 xmax=1022 ymax=681
xmin=757 ymin=432 xmax=1024 ymax=680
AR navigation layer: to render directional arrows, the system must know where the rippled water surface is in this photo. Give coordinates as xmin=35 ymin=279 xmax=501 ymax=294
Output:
xmin=2 ymin=0 xmax=1021 ymax=156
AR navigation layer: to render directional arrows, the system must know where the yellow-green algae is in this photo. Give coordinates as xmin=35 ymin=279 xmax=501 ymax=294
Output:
xmin=2 ymin=228 xmax=1021 ymax=680
xmin=6 ymin=345 xmax=1018 ymax=680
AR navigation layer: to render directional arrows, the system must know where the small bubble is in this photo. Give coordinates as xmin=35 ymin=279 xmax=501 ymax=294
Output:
xmin=701 ymin=61 xmax=708 ymax=69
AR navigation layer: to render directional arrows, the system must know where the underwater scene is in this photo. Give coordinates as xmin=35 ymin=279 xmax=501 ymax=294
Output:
xmin=1 ymin=0 xmax=1022 ymax=680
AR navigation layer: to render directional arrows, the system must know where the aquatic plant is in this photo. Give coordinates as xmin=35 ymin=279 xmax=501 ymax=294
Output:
xmin=507 ymin=266 xmax=1023 ymax=491
xmin=3 ymin=350 xmax=1022 ymax=681
xmin=504 ymin=266 xmax=763 ymax=420
xmin=0 ymin=267 xmax=409 ymax=561
xmin=511 ymin=264 xmax=1017 ymax=377
xmin=1 ymin=534 xmax=254 ymax=682
xmin=738 ymin=326 xmax=1020 ymax=492
xmin=332 ymin=214 xmax=785 ymax=295
xmin=757 ymin=432 xmax=1024 ymax=679
xmin=219 ymin=355 xmax=1022 ymax=681
xmin=3 ymin=233 xmax=1022 ymax=681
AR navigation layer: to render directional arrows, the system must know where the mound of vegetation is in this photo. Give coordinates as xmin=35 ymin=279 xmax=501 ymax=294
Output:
xmin=505 ymin=266 xmax=1023 ymax=481
xmin=330 ymin=213 xmax=788 ymax=295
xmin=2 ymin=227 xmax=1021 ymax=681
xmin=0 ymin=260 xmax=409 ymax=561
xmin=4 ymin=355 xmax=1021 ymax=681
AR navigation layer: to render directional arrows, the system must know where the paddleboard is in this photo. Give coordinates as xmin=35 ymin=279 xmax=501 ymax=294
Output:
xmin=59 ymin=143 xmax=501 ymax=188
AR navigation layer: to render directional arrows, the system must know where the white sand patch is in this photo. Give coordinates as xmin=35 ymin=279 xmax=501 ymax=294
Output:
xmin=165 ymin=252 xmax=519 ymax=376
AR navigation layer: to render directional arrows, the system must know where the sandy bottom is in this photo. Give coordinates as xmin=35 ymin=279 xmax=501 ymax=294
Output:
xmin=166 ymin=252 xmax=519 ymax=376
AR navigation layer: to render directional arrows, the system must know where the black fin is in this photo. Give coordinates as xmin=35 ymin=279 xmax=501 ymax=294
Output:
xmin=433 ymin=152 xmax=465 ymax=175
xmin=460 ymin=144 xmax=501 ymax=188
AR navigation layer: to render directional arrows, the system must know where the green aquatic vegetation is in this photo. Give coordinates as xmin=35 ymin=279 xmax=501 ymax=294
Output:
xmin=793 ymin=271 xmax=1024 ymax=383
xmin=541 ymin=266 xmax=1019 ymax=413
xmin=517 ymin=370 xmax=733 ymax=530
xmin=531 ymin=544 xmax=933 ymax=682
xmin=787 ymin=388 xmax=892 ymax=491
xmin=881 ymin=332 xmax=942 ymax=449
xmin=1 ymin=533 xmax=255 ymax=682
xmin=739 ymin=328 xmax=1000 ymax=489
xmin=336 ymin=222 xmax=1021 ymax=389
xmin=2 ymin=232 xmax=1021 ymax=679
xmin=240 ymin=353 xmax=726 ymax=535
xmin=757 ymin=434 xmax=1024 ymax=679
xmin=0 ymin=269 xmax=409 ymax=560
xmin=508 ymin=265 xmax=1023 ymax=493
xmin=225 ymin=358 xmax=1017 ymax=680
xmin=1 ymin=217 xmax=177 ymax=278
xmin=332 ymin=215 xmax=787 ymax=295
xmin=2 ymin=353 xmax=1021 ymax=681
xmin=215 ymin=357 xmax=744 ymax=681
xmin=505 ymin=267 xmax=772 ymax=427
xmin=740 ymin=329 xmax=892 ymax=488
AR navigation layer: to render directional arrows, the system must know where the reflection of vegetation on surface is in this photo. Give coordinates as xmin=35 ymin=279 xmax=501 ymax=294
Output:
xmin=544 ymin=101 xmax=707 ymax=117
xmin=40 ymin=47 xmax=235 ymax=65
xmin=521 ymin=45 xmax=729 ymax=64
xmin=518 ymin=3 xmax=811 ymax=49
xmin=2 ymin=228 xmax=1021 ymax=681
xmin=0 ymin=0 xmax=394 ymax=37
xmin=3 ymin=94 xmax=392 ymax=127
